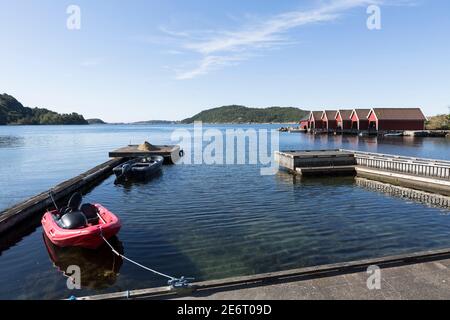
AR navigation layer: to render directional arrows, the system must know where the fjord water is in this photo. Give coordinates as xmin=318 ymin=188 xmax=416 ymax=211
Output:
xmin=0 ymin=124 xmax=449 ymax=299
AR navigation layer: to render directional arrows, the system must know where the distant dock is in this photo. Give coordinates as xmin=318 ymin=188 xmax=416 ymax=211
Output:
xmin=109 ymin=144 xmax=182 ymax=164
xmin=276 ymin=149 xmax=450 ymax=202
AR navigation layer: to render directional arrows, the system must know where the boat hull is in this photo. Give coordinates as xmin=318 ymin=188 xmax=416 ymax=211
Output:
xmin=41 ymin=204 xmax=121 ymax=250
xmin=113 ymin=156 xmax=164 ymax=180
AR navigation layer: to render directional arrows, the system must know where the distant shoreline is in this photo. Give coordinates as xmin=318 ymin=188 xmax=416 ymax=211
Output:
xmin=0 ymin=121 xmax=300 ymax=126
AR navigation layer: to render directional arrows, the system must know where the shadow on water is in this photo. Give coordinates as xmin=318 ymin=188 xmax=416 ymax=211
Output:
xmin=0 ymin=135 xmax=24 ymax=148
xmin=43 ymin=234 xmax=124 ymax=290
xmin=275 ymin=170 xmax=356 ymax=187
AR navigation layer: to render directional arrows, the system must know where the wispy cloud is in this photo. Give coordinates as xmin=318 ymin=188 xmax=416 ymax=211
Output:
xmin=175 ymin=55 xmax=247 ymax=80
xmin=159 ymin=0 xmax=410 ymax=80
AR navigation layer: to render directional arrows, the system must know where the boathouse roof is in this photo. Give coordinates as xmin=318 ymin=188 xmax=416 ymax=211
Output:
xmin=351 ymin=109 xmax=371 ymax=119
xmin=321 ymin=110 xmax=337 ymax=120
xmin=370 ymin=108 xmax=426 ymax=120
xmin=310 ymin=111 xmax=324 ymax=121
xmin=336 ymin=110 xmax=353 ymax=120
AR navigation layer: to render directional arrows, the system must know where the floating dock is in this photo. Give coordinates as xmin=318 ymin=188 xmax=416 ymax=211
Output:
xmin=275 ymin=150 xmax=356 ymax=176
xmin=78 ymin=247 xmax=450 ymax=300
xmin=109 ymin=145 xmax=182 ymax=164
xmin=0 ymin=158 xmax=125 ymax=235
xmin=276 ymin=149 xmax=450 ymax=197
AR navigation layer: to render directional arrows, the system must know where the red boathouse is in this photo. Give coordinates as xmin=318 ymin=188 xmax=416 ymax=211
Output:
xmin=299 ymin=119 xmax=309 ymax=130
xmin=321 ymin=110 xmax=337 ymax=131
xmin=350 ymin=109 xmax=370 ymax=131
xmin=308 ymin=111 xmax=324 ymax=130
xmin=335 ymin=110 xmax=353 ymax=131
xmin=367 ymin=108 xmax=427 ymax=131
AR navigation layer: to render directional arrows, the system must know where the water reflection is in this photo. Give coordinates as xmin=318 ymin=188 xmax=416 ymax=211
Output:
xmin=43 ymin=234 xmax=123 ymax=290
xmin=275 ymin=170 xmax=356 ymax=186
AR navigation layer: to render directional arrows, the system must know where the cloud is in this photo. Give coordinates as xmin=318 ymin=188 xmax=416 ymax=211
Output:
xmin=175 ymin=55 xmax=247 ymax=80
xmin=161 ymin=0 xmax=410 ymax=79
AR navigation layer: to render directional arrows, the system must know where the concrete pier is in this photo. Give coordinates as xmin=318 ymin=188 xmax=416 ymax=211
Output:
xmin=78 ymin=247 xmax=450 ymax=300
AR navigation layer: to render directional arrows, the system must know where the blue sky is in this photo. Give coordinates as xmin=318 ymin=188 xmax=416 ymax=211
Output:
xmin=0 ymin=0 xmax=449 ymax=122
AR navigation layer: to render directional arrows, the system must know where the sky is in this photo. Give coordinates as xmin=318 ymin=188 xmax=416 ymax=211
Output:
xmin=0 ymin=0 xmax=449 ymax=122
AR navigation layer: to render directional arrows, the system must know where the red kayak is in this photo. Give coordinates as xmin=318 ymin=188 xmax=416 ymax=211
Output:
xmin=42 ymin=203 xmax=121 ymax=250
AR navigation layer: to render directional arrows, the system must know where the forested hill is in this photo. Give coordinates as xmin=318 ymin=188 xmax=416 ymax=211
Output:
xmin=0 ymin=94 xmax=88 ymax=125
xmin=181 ymin=105 xmax=309 ymax=124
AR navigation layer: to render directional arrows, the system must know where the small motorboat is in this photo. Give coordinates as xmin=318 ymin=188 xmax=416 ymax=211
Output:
xmin=384 ymin=132 xmax=404 ymax=137
xmin=113 ymin=156 xmax=164 ymax=181
xmin=41 ymin=193 xmax=121 ymax=249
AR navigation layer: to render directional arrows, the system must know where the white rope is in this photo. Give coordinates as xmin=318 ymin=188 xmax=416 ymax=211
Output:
xmin=100 ymin=232 xmax=177 ymax=281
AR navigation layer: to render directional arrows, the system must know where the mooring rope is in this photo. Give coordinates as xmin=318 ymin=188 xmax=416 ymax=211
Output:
xmin=100 ymin=231 xmax=178 ymax=281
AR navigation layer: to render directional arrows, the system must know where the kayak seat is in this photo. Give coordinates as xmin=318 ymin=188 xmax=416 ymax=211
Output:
xmin=81 ymin=203 xmax=100 ymax=224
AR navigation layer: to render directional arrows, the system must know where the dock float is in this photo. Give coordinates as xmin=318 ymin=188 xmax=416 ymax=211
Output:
xmin=78 ymin=247 xmax=450 ymax=300
xmin=275 ymin=150 xmax=356 ymax=176
xmin=109 ymin=144 xmax=182 ymax=164
xmin=0 ymin=158 xmax=125 ymax=235
xmin=276 ymin=149 xmax=450 ymax=197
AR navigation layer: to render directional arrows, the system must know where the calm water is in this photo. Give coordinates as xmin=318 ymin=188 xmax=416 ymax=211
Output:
xmin=0 ymin=124 xmax=449 ymax=299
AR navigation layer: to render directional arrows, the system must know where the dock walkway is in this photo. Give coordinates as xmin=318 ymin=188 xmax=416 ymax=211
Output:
xmin=177 ymin=257 xmax=450 ymax=300
xmin=275 ymin=149 xmax=450 ymax=200
xmin=79 ymin=248 xmax=450 ymax=300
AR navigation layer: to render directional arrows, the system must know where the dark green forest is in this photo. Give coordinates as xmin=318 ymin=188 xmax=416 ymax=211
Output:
xmin=0 ymin=94 xmax=88 ymax=125
xmin=182 ymin=105 xmax=309 ymax=124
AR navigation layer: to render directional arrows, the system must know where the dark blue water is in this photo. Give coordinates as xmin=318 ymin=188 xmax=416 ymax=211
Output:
xmin=0 ymin=125 xmax=449 ymax=299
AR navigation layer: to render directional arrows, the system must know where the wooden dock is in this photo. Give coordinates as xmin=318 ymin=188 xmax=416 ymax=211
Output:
xmin=77 ymin=247 xmax=450 ymax=300
xmin=0 ymin=158 xmax=125 ymax=235
xmin=109 ymin=145 xmax=182 ymax=164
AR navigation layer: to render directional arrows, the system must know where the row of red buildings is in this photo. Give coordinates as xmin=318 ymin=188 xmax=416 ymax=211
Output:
xmin=299 ymin=108 xmax=427 ymax=133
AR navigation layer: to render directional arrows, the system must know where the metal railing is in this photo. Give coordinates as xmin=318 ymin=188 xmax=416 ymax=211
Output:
xmin=341 ymin=149 xmax=450 ymax=180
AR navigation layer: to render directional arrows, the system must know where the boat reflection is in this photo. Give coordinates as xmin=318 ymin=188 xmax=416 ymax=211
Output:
xmin=43 ymin=234 xmax=124 ymax=290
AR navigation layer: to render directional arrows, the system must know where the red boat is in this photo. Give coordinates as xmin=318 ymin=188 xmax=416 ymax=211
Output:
xmin=42 ymin=193 xmax=121 ymax=249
